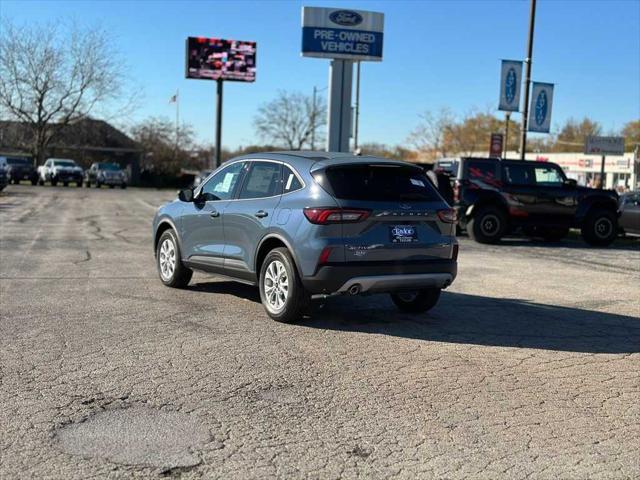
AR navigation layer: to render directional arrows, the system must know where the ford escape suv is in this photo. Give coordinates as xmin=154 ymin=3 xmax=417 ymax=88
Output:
xmin=152 ymin=152 xmax=458 ymax=322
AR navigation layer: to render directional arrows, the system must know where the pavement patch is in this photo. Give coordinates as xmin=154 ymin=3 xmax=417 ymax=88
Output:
xmin=54 ymin=407 xmax=211 ymax=470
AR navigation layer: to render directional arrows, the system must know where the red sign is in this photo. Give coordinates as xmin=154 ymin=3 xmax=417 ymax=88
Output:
xmin=489 ymin=133 xmax=503 ymax=158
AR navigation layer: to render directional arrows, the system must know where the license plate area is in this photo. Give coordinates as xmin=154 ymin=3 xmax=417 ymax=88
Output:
xmin=389 ymin=225 xmax=418 ymax=243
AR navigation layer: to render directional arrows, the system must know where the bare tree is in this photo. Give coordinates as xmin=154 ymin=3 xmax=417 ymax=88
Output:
xmin=407 ymin=107 xmax=455 ymax=160
xmin=0 ymin=19 xmax=135 ymax=163
xmin=130 ymin=117 xmax=196 ymax=174
xmin=253 ymin=90 xmax=326 ymax=150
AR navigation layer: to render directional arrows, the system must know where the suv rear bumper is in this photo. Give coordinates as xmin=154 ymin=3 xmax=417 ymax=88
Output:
xmin=301 ymin=259 xmax=457 ymax=295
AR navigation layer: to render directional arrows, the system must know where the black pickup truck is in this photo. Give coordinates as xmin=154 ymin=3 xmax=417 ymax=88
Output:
xmin=440 ymin=157 xmax=620 ymax=246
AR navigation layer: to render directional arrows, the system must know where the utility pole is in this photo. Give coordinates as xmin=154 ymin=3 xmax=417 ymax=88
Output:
xmin=519 ymin=0 xmax=537 ymax=160
xmin=353 ymin=61 xmax=361 ymax=152
xmin=311 ymin=86 xmax=317 ymax=151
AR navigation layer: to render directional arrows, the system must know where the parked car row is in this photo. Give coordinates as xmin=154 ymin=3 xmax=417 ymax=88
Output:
xmin=0 ymin=156 xmax=127 ymax=189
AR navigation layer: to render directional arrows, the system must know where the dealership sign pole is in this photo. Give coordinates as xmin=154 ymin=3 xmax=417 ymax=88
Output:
xmin=585 ymin=136 xmax=625 ymax=189
xmin=185 ymin=37 xmax=257 ymax=168
xmin=302 ymin=7 xmax=384 ymax=152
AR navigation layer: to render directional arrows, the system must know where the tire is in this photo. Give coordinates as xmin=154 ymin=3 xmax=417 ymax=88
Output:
xmin=391 ymin=288 xmax=442 ymax=313
xmin=581 ymin=208 xmax=617 ymax=246
xmin=156 ymin=230 xmax=192 ymax=288
xmin=259 ymin=247 xmax=309 ymax=323
xmin=467 ymin=206 xmax=507 ymax=244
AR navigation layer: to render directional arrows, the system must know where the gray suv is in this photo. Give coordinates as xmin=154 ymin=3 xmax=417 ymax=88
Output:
xmin=152 ymin=152 xmax=458 ymax=322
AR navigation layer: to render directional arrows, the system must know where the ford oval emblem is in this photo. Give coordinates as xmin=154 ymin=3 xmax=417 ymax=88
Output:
xmin=505 ymin=68 xmax=516 ymax=104
xmin=534 ymin=90 xmax=548 ymax=126
xmin=329 ymin=10 xmax=363 ymax=26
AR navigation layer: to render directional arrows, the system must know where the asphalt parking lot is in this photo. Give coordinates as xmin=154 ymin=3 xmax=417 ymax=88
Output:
xmin=1 ymin=184 xmax=639 ymax=479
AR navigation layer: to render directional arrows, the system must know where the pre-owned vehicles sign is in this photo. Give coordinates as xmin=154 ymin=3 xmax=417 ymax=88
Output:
xmin=301 ymin=7 xmax=384 ymax=61
xmin=585 ymin=136 xmax=625 ymax=156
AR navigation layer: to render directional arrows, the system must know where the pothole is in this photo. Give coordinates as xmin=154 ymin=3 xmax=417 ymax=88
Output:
xmin=55 ymin=407 xmax=211 ymax=469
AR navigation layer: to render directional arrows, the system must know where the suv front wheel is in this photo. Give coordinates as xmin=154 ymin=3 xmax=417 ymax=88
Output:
xmin=157 ymin=230 xmax=193 ymax=287
xmin=259 ymin=247 xmax=309 ymax=323
xmin=467 ymin=206 xmax=507 ymax=244
xmin=581 ymin=208 xmax=617 ymax=246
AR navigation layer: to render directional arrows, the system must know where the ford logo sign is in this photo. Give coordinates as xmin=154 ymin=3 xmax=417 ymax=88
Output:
xmin=505 ymin=67 xmax=517 ymax=104
xmin=534 ymin=90 xmax=548 ymax=126
xmin=329 ymin=10 xmax=363 ymax=26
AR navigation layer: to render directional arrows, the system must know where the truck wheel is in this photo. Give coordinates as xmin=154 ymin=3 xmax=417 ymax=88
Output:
xmin=259 ymin=247 xmax=309 ymax=323
xmin=157 ymin=230 xmax=192 ymax=288
xmin=581 ymin=209 xmax=617 ymax=246
xmin=391 ymin=288 xmax=441 ymax=313
xmin=467 ymin=206 xmax=506 ymax=244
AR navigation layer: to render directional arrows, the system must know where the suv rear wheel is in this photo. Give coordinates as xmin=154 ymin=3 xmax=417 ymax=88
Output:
xmin=391 ymin=288 xmax=441 ymax=313
xmin=259 ymin=247 xmax=309 ymax=323
xmin=581 ymin=208 xmax=617 ymax=246
xmin=157 ymin=230 xmax=193 ymax=287
xmin=467 ymin=206 xmax=507 ymax=244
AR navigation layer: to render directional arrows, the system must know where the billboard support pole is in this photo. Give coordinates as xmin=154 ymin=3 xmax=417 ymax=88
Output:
xmin=327 ymin=59 xmax=353 ymax=153
xmin=354 ymin=61 xmax=361 ymax=152
xmin=519 ymin=0 xmax=537 ymax=160
xmin=215 ymin=79 xmax=223 ymax=169
xmin=504 ymin=112 xmax=511 ymax=159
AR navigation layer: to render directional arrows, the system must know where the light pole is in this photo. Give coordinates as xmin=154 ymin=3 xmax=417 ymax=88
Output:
xmin=519 ymin=0 xmax=537 ymax=160
xmin=311 ymin=85 xmax=327 ymax=151
xmin=504 ymin=111 xmax=511 ymax=159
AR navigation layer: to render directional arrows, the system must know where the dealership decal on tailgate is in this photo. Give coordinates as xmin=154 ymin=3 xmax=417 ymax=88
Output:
xmin=390 ymin=225 xmax=418 ymax=243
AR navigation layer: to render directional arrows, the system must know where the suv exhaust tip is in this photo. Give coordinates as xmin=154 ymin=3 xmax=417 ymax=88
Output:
xmin=348 ymin=284 xmax=362 ymax=296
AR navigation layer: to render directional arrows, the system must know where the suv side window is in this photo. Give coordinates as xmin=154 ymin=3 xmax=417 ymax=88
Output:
xmin=465 ymin=160 xmax=499 ymax=184
xmin=534 ymin=165 xmax=564 ymax=186
xmin=200 ymin=161 xmax=244 ymax=201
xmin=503 ymin=164 xmax=533 ymax=185
xmin=239 ymin=161 xmax=282 ymax=199
xmin=283 ymin=165 xmax=303 ymax=193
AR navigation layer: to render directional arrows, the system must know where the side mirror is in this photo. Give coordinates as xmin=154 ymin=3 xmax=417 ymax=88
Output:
xmin=563 ymin=179 xmax=577 ymax=188
xmin=178 ymin=188 xmax=194 ymax=202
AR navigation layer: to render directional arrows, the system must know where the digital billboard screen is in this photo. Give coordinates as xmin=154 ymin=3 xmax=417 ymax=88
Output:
xmin=186 ymin=37 xmax=256 ymax=82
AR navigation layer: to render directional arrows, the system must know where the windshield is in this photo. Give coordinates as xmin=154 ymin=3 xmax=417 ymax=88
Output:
xmin=314 ymin=164 xmax=441 ymax=202
xmin=98 ymin=163 xmax=121 ymax=171
xmin=7 ymin=158 xmax=31 ymax=166
xmin=53 ymin=160 xmax=76 ymax=167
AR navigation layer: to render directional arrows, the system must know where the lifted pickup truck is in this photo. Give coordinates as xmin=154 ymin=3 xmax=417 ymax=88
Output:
xmin=443 ymin=157 xmax=620 ymax=246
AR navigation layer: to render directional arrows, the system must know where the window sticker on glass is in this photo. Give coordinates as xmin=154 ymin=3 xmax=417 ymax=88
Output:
xmin=246 ymin=166 xmax=277 ymax=193
xmin=214 ymin=173 xmax=236 ymax=193
xmin=410 ymin=178 xmax=425 ymax=187
xmin=285 ymin=173 xmax=294 ymax=190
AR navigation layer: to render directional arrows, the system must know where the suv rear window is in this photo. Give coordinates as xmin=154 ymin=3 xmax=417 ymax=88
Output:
xmin=314 ymin=164 xmax=440 ymax=202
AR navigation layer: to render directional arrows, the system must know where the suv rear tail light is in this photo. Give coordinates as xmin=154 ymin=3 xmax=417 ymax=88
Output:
xmin=437 ymin=209 xmax=457 ymax=224
xmin=303 ymin=207 xmax=370 ymax=225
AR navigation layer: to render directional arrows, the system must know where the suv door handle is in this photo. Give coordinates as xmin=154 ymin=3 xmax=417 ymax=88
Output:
xmin=210 ymin=210 xmax=220 ymax=218
xmin=254 ymin=210 xmax=268 ymax=218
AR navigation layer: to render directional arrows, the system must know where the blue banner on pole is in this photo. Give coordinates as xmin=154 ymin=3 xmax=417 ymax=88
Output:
xmin=499 ymin=60 xmax=523 ymax=112
xmin=528 ymin=82 xmax=554 ymax=133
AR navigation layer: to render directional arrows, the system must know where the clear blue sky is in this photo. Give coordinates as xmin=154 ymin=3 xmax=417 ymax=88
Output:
xmin=2 ymin=0 xmax=639 ymax=149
